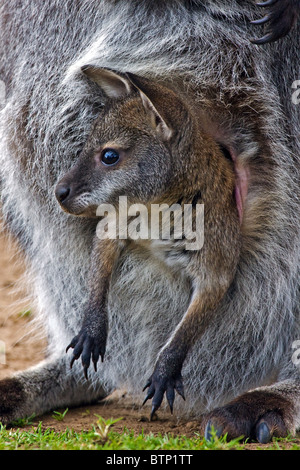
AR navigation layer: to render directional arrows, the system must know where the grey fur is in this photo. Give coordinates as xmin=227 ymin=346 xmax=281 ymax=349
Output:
xmin=0 ymin=0 xmax=299 ymax=436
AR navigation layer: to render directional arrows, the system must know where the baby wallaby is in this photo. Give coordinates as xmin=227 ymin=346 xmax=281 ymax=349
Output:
xmin=55 ymin=67 xmax=241 ymax=418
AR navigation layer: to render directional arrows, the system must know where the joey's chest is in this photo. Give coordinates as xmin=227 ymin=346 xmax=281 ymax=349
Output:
xmin=135 ymin=238 xmax=191 ymax=273
xmin=116 ymin=198 xmax=204 ymax=272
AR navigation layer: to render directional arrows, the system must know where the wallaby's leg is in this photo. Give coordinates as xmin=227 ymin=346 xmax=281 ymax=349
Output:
xmin=204 ymin=379 xmax=300 ymax=443
xmin=0 ymin=356 xmax=106 ymax=425
xmin=143 ymin=204 xmax=240 ymax=418
xmin=67 ymin=238 xmax=120 ymax=379
xmin=143 ymin=281 xmax=230 ymax=419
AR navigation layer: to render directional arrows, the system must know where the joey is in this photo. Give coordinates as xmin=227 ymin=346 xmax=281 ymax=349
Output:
xmin=56 ymin=68 xmax=241 ymax=417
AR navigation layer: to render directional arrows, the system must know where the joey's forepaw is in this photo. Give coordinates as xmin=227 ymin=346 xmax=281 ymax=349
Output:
xmin=251 ymin=0 xmax=299 ymax=44
xmin=142 ymin=369 xmax=185 ymax=420
xmin=204 ymin=389 xmax=293 ymax=443
xmin=66 ymin=329 xmax=106 ymax=379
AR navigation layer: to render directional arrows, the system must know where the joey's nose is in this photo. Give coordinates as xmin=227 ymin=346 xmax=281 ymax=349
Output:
xmin=55 ymin=184 xmax=71 ymax=204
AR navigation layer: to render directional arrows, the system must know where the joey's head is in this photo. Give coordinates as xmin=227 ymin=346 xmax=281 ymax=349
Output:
xmin=55 ymin=67 xmax=192 ymax=217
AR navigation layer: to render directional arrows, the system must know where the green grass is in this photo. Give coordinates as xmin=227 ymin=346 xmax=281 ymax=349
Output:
xmin=18 ymin=308 xmax=32 ymax=318
xmin=0 ymin=417 xmax=299 ymax=450
xmin=51 ymin=408 xmax=69 ymax=421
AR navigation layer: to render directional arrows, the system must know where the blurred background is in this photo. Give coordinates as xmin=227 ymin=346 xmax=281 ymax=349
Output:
xmin=0 ymin=219 xmax=46 ymax=379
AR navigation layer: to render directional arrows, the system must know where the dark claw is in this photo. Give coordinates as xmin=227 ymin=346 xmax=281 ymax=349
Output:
xmin=66 ymin=334 xmax=79 ymax=353
xmin=142 ymin=395 xmax=150 ymax=407
xmin=151 ymin=387 xmax=165 ymax=415
xmin=251 ymin=0 xmax=299 ymax=45
xmin=150 ymin=405 xmax=158 ymax=421
xmin=142 ymin=386 xmax=155 ymax=407
xmin=166 ymin=386 xmax=175 ymax=414
xmin=82 ymin=337 xmax=93 ymax=371
xmin=83 ymin=364 xmax=89 ymax=381
xmin=142 ymin=369 xmax=185 ymax=418
xmin=256 ymin=421 xmax=271 ymax=444
xmin=92 ymin=344 xmax=104 ymax=370
xmin=142 ymin=379 xmax=152 ymax=393
xmin=70 ymin=354 xmax=77 ymax=369
xmin=66 ymin=328 xmax=106 ymax=378
xmin=251 ymin=13 xmax=272 ymax=25
xmin=175 ymin=377 xmax=185 ymax=400
xmin=204 ymin=419 xmax=224 ymax=441
xmin=69 ymin=337 xmax=84 ymax=369
xmin=256 ymin=0 xmax=277 ymax=6
xmin=250 ymin=32 xmax=275 ymax=45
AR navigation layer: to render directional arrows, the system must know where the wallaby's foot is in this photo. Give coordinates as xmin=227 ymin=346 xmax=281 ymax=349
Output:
xmin=204 ymin=388 xmax=295 ymax=443
xmin=142 ymin=366 xmax=185 ymax=420
xmin=251 ymin=0 xmax=300 ymax=44
xmin=67 ymin=328 xmax=106 ymax=379
xmin=0 ymin=377 xmax=26 ymax=425
xmin=0 ymin=357 xmax=107 ymax=425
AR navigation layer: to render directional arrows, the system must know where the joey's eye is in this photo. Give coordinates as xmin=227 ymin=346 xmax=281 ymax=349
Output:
xmin=101 ymin=148 xmax=120 ymax=166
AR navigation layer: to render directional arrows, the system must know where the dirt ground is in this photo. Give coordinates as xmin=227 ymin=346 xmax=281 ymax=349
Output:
xmin=1 ymin=229 xmax=299 ymax=449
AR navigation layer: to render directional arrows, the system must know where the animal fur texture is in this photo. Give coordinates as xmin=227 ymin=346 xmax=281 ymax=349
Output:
xmin=0 ymin=0 xmax=299 ymax=442
xmin=55 ymin=68 xmax=241 ymax=418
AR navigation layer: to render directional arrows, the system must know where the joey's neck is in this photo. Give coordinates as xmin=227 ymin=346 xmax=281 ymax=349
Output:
xmin=168 ymin=136 xmax=235 ymax=206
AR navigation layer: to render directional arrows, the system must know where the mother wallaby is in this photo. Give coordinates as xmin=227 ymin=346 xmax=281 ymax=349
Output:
xmin=0 ymin=0 xmax=299 ymax=443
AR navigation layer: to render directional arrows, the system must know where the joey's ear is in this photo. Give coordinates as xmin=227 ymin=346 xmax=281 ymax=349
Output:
xmin=126 ymin=73 xmax=186 ymax=141
xmin=81 ymin=65 xmax=132 ymax=99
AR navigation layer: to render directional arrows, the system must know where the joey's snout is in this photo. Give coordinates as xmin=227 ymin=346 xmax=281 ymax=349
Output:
xmin=55 ymin=175 xmax=96 ymax=217
xmin=55 ymin=183 xmax=71 ymax=205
